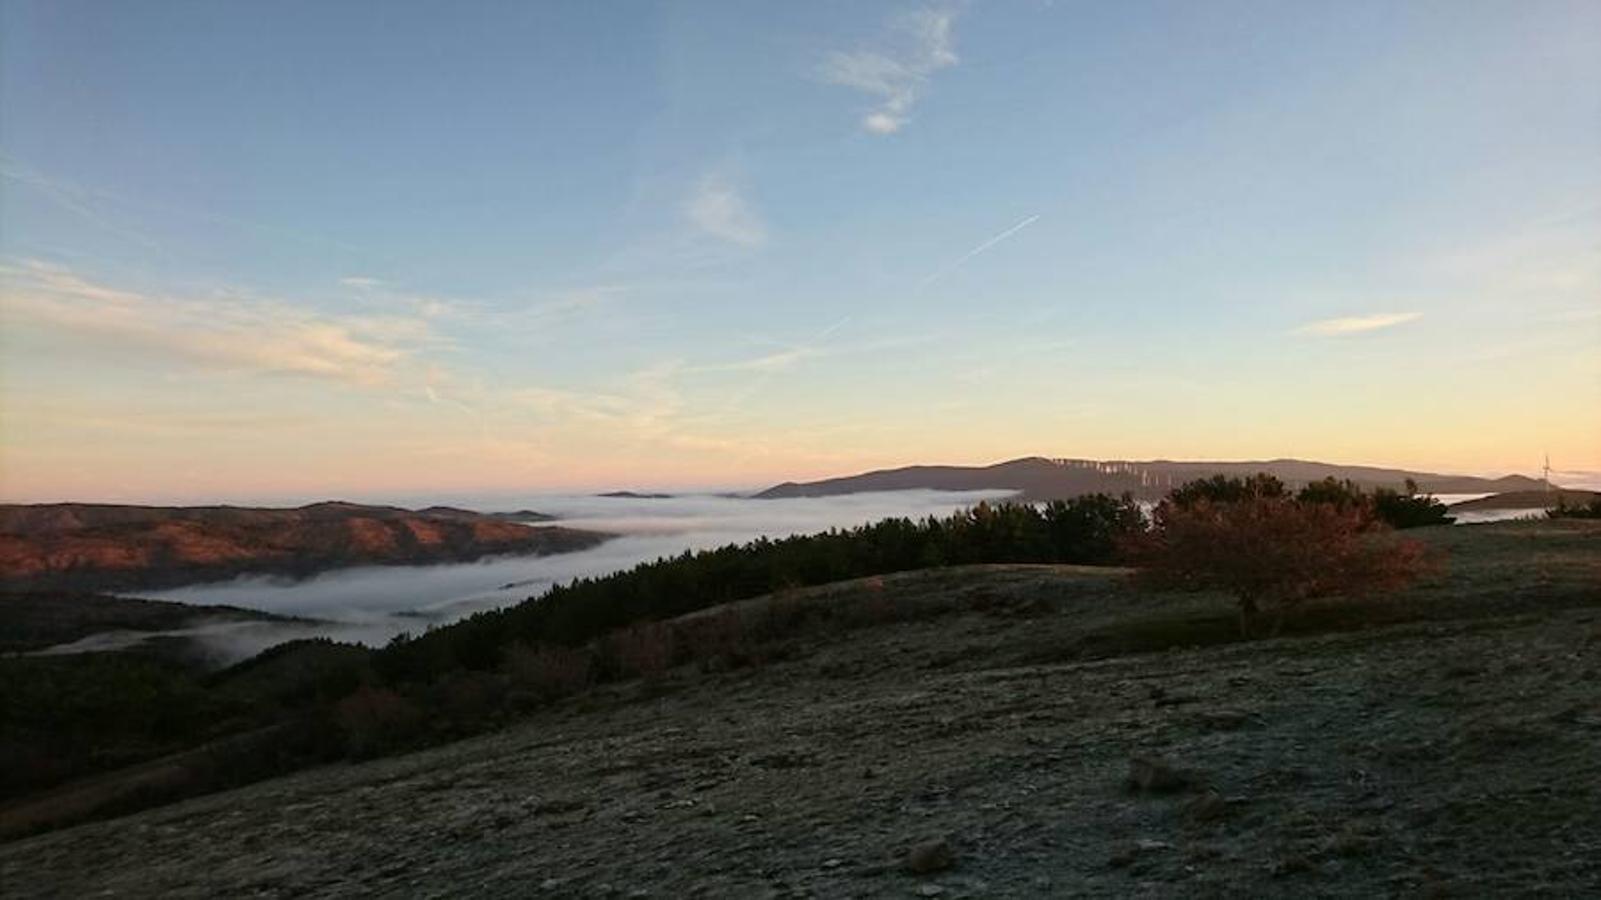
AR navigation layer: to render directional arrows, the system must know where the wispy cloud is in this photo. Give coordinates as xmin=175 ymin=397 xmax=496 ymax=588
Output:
xmin=2 ymin=156 xmax=369 ymax=256
xmin=920 ymin=214 xmax=1040 ymax=288
xmin=685 ymin=172 xmax=768 ymax=247
xmin=337 ymin=276 xmax=466 ymax=321
xmin=698 ymin=347 xmax=824 ymax=374
xmin=0 ymin=260 xmax=439 ymax=386
xmin=0 ymin=159 xmax=162 ymax=250
xmin=690 ymin=316 xmax=852 ymax=378
xmin=1295 ymin=312 xmax=1422 ymax=337
xmin=1417 ymin=209 xmax=1601 ymax=299
xmin=821 ymin=6 xmax=959 ymax=135
xmin=507 ymin=360 xmax=689 ymax=438
xmin=532 ymin=285 xmax=621 ymax=318
xmin=340 ymin=274 xmax=620 ymax=325
xmin=11 ymin=402 xmax=318 ymax=439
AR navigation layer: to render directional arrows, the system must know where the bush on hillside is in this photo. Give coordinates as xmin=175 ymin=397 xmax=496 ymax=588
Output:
xmin=1168 ymin=473 xmax=1287 ymax=508
xmin=598 ymin=622 xmax=676 ymax=681
xmin=1295 ymin=477 xmax=1368 ymax=511
xmin=334 ymin=684 xmax=422 ymax=759
xmin=1371 ymin=479 xmax=1454 ymax=529
xmin=1041 ymin=493 xmax=1149 ymax=561
xmin=1548 ymin=496 xmax=1601 ymax=519
xmin=502 ymin=642 xmax=594 ymax=704
xmin=1130 ymin=494 xmax=1431 ymax=636
xmin=1293 ymin=476 xmax=1454 ymax=530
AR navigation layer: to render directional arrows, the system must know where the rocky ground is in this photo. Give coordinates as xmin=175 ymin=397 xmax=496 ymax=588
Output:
xmin=3 ymin=521 xmax=1599 ymax=897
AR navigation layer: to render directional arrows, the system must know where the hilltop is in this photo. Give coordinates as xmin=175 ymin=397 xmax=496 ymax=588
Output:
xmin=0 ymin=502 xmax=609 ymax=592
xmin=755 ymin=456 xmax=1545 ymax=501
xmin=3 ymin=520 xmax=1598 ymax=895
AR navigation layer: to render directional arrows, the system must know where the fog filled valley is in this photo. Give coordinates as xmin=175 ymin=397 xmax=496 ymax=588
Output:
xmin=2 ymin=474 xmax=1598 ymax=896
xmin=125 ymin=490 xmax=1013 ymax=662
xmin=39 ymin=488 xmax=1547 ymax=664
xmin=5 ymin=1 xmax=1601 ymax=894
xmin=5 ymin=513 xmax=1599 ymax=895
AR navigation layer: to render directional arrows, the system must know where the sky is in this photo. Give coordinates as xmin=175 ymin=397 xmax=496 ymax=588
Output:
xmin=1 ymin=0 xmax=1598 ymax=503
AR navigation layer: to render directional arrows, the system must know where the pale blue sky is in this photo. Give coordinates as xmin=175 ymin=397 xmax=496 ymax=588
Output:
xmin=2 ymin=1 xmax=1597 ymax=501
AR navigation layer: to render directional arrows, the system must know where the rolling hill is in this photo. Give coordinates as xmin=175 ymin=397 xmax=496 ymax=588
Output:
xmin=755 ymin=456 xmax=1546 ymax=501
xmin=0 ymin=502 xmax=610 ymax=592
xmin=5 ymin=521 xmax=1598 ymax=894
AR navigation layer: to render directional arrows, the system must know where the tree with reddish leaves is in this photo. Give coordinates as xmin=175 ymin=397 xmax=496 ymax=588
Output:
xmin=1129 ymin=489 xmax=1432 ymax=636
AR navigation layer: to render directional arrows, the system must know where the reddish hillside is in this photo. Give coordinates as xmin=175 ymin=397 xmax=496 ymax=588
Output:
xmin=0 ymin=503 xmax=609 ymax=592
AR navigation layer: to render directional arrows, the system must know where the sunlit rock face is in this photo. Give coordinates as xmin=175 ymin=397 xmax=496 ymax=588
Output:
xmin=0 ymin=502 xmax=609 ymax=592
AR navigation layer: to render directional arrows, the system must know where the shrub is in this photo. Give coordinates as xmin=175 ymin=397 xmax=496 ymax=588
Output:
xmin=1371 ymin=479 xmax=1454 ymax=529
xmin=599 ymin=622 xmax=676 ymax=680
xmin=501 ymin=642 xmax=593 ymax=702
xmin=1293 ymin=476 xmax=1452 ymax=530
xmin=1295 ymin=477 xmax=1368 ymax=511
xmin=426 ymin=670 xmax=505 ymax=731
xmin=672 ymin=607 xmax=760 ymax=671
xmin=1549 ymin=496 xmax=1601 ymax=519
xmin=1168 ymin=473 xmax=1287 ymax=509
xmin=1131 ymin=495 xmax=1431 ymax=636
xmin=334 ymin=684 xmax=422 ymax=758
xmin=1042 ymin=494 xmax=1148 ymax=561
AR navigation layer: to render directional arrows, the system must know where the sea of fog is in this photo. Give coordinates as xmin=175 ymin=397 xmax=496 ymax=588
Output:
xmin=1431 ymin=494 xmax=1553 ymax=525
xmin=135 ymin=490 xmax=1017 ymax=661
xmin=55 ymin=488 xmax=1549 ymax=663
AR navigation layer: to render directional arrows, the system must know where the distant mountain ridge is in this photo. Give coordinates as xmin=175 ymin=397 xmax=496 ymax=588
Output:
xmin=754 ymin=456 xmax=1546 ymax=501
xmin=0 ymin=501 xmax=609 ymax=592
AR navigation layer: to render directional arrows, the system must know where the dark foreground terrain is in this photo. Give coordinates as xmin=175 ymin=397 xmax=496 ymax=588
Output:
xmin=2 ymin=521 xmax=1598 ymax=897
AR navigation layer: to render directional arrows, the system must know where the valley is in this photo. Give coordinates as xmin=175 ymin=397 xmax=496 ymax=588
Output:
xmin=3 ymin=520 xmax=1598 ymax=896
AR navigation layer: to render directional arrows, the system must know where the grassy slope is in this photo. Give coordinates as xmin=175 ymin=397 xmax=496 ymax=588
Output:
xmin=2 ymin=521 xmax=1598 ymax=896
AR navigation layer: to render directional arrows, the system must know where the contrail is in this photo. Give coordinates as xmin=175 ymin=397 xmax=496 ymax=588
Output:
xmin=719 ymin=314 xmax=853 ymax=414
xmin=919 ymin=214 xmax=1041 ymax=289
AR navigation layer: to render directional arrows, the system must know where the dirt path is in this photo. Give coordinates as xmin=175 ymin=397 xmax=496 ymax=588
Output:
xmin=5 ymin=558 xmax=1599 ymax=897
